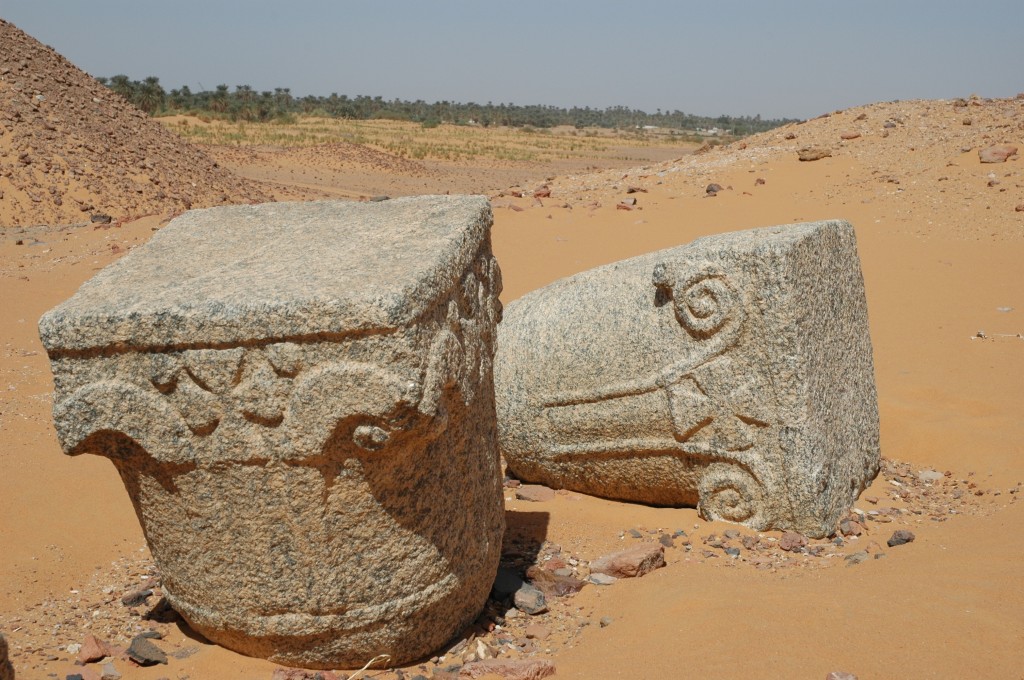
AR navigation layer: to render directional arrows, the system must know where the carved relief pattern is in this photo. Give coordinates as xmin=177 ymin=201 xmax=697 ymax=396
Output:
xmin=54 ymin=252 xmax=501 ymax=465
xmin=664 ymin=356 xmax=771 ymax=454
xmin=541 ymin=265 xmax=769 ymax=462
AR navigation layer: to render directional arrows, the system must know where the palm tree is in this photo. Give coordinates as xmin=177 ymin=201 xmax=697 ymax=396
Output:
xmin=136 ymin=76 xmax=165 ymax=114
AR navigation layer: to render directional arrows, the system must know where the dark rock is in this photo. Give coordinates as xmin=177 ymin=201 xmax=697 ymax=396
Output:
xmin=369 ymin=195 xmax=389 ymax=202
xmin=513 ymin=583 xmax=548 ymax=615
xmin=724 ymin=547 xmax=741 ymax=557
xmin=705 ymin=535 xmax=725 ymax=549
xmin=90 ymin=213 xmax=112 ymax=224
xmin=627 ymin=528 xmax=643 ymax=538
xmin=658 ymin=533 xmax=675 ymax=548
xmin=706 ymin=183 xmax=723 ymax=194
xmin=887 ymin=530 xmax=916 ymax=547
xmin=126 ymin=635 xmax=167 ymax=666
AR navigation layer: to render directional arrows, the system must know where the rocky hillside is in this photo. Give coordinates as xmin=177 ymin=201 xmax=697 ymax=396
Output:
xmin=0 ymin=19 xmax=269 ymax=228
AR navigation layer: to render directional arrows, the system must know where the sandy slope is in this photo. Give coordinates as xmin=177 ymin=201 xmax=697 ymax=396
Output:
xmin=0 ymin=20 xmax=268 ymax=228
xmin=1 ymin=97 xmax=1022 ymax=679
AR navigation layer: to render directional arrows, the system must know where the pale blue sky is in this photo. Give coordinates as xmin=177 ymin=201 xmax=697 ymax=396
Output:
xmin=3 ymin=1 xmax=1021 ymax=120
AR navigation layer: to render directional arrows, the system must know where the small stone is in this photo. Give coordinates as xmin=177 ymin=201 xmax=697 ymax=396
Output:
xmin=839 ymin=518 xmax=864 ymax=536
xmin=513 ymin=583 xmax=548 ymax=615
xmin=845 ymin=551 xmax=869 ymax=566
xmin=120 ymin=588 xmax=153 ymax=607
xmin=369 ymin=195 xmax=389 ymax=202
xmin=599 ymin=616 xmax=613 ymax=627
xmin=706 ymin=183 xmax=723 ymax=194
xmin=658 ymin=533 xmax=675 ymax=548
xmin=887 ymin=530 xmax=916 ymax=547
xmin=755 ymin=177 xmax=766 ymax=185
xmin=589 ymin=543 xmax=666 ymax=578
xmin=825 ymin=672 xmax=858 ymax=680
xmin=588 ymin=573 xmax=617 ymax=586
xmin=779 ymin=532 xmax=808 ymax=551
xmin=917 ymin=470 xmax=944 ymax=483
xmin=1015 ymin=204 xmax=1024 ymax=212
xmin=459 ymin=659 xmax=556 ymax=680
xmin=798 ymin=147 xmax=831 ymax=161
xmin=724 ymin=547 xmax=741 ymax=557
xmin=979 ymin=144 xmax=1018 ymax=163
xmin=533 ymin=186 xmax=551 ymax=199
xmin=78 ymin=634 xmax=112 ymax=664
xmin=126 ymin=635 xmax=168 ymax=666
xmin=100 ymin=662 xmax=122 ymax=680
xmin=515 ymin=485 xmax=556 ymax=502
xmin=627 ymin=528 xmax=643 ymax=538
xmin=840 ymin=132 xmax=861 ymax=140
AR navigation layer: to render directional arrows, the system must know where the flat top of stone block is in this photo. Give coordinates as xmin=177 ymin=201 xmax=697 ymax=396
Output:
xmin=40 ymin=196 xmax=492 ymax=352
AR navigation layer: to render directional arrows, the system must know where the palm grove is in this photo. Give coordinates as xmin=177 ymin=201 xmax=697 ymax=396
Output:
xmin=99 ymin=75 xmax=793 ymax=135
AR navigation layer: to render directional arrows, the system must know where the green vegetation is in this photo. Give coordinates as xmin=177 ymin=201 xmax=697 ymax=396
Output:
xmin=97 ymin=76 xmax=795 ymax=135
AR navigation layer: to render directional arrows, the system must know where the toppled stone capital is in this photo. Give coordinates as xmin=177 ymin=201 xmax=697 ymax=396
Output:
xmin=40 ymin=196 xmax=505 ymax=668
xmin=496 ymin=220 xmax=880 ymax=538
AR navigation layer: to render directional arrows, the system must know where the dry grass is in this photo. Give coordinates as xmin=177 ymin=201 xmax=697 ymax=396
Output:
xmin=157 ymin=115 xmax=700 ymax=164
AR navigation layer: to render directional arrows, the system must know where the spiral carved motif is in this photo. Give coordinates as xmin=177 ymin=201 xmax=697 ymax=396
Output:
xmin=696 ymin=462 xmax=769 ymax=529
xmin=653 ymin=264 xmax=737 ymax=339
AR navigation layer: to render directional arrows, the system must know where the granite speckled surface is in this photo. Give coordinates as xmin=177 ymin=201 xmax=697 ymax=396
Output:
xmin=496 ymin=220 xmax=880 ymax=538
xmin=40 ymin=196 xmax=505 ymax=668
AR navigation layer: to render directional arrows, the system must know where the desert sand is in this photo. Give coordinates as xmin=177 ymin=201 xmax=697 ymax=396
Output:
xmin=2 ymin=19 xmax=1024 ymax=680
